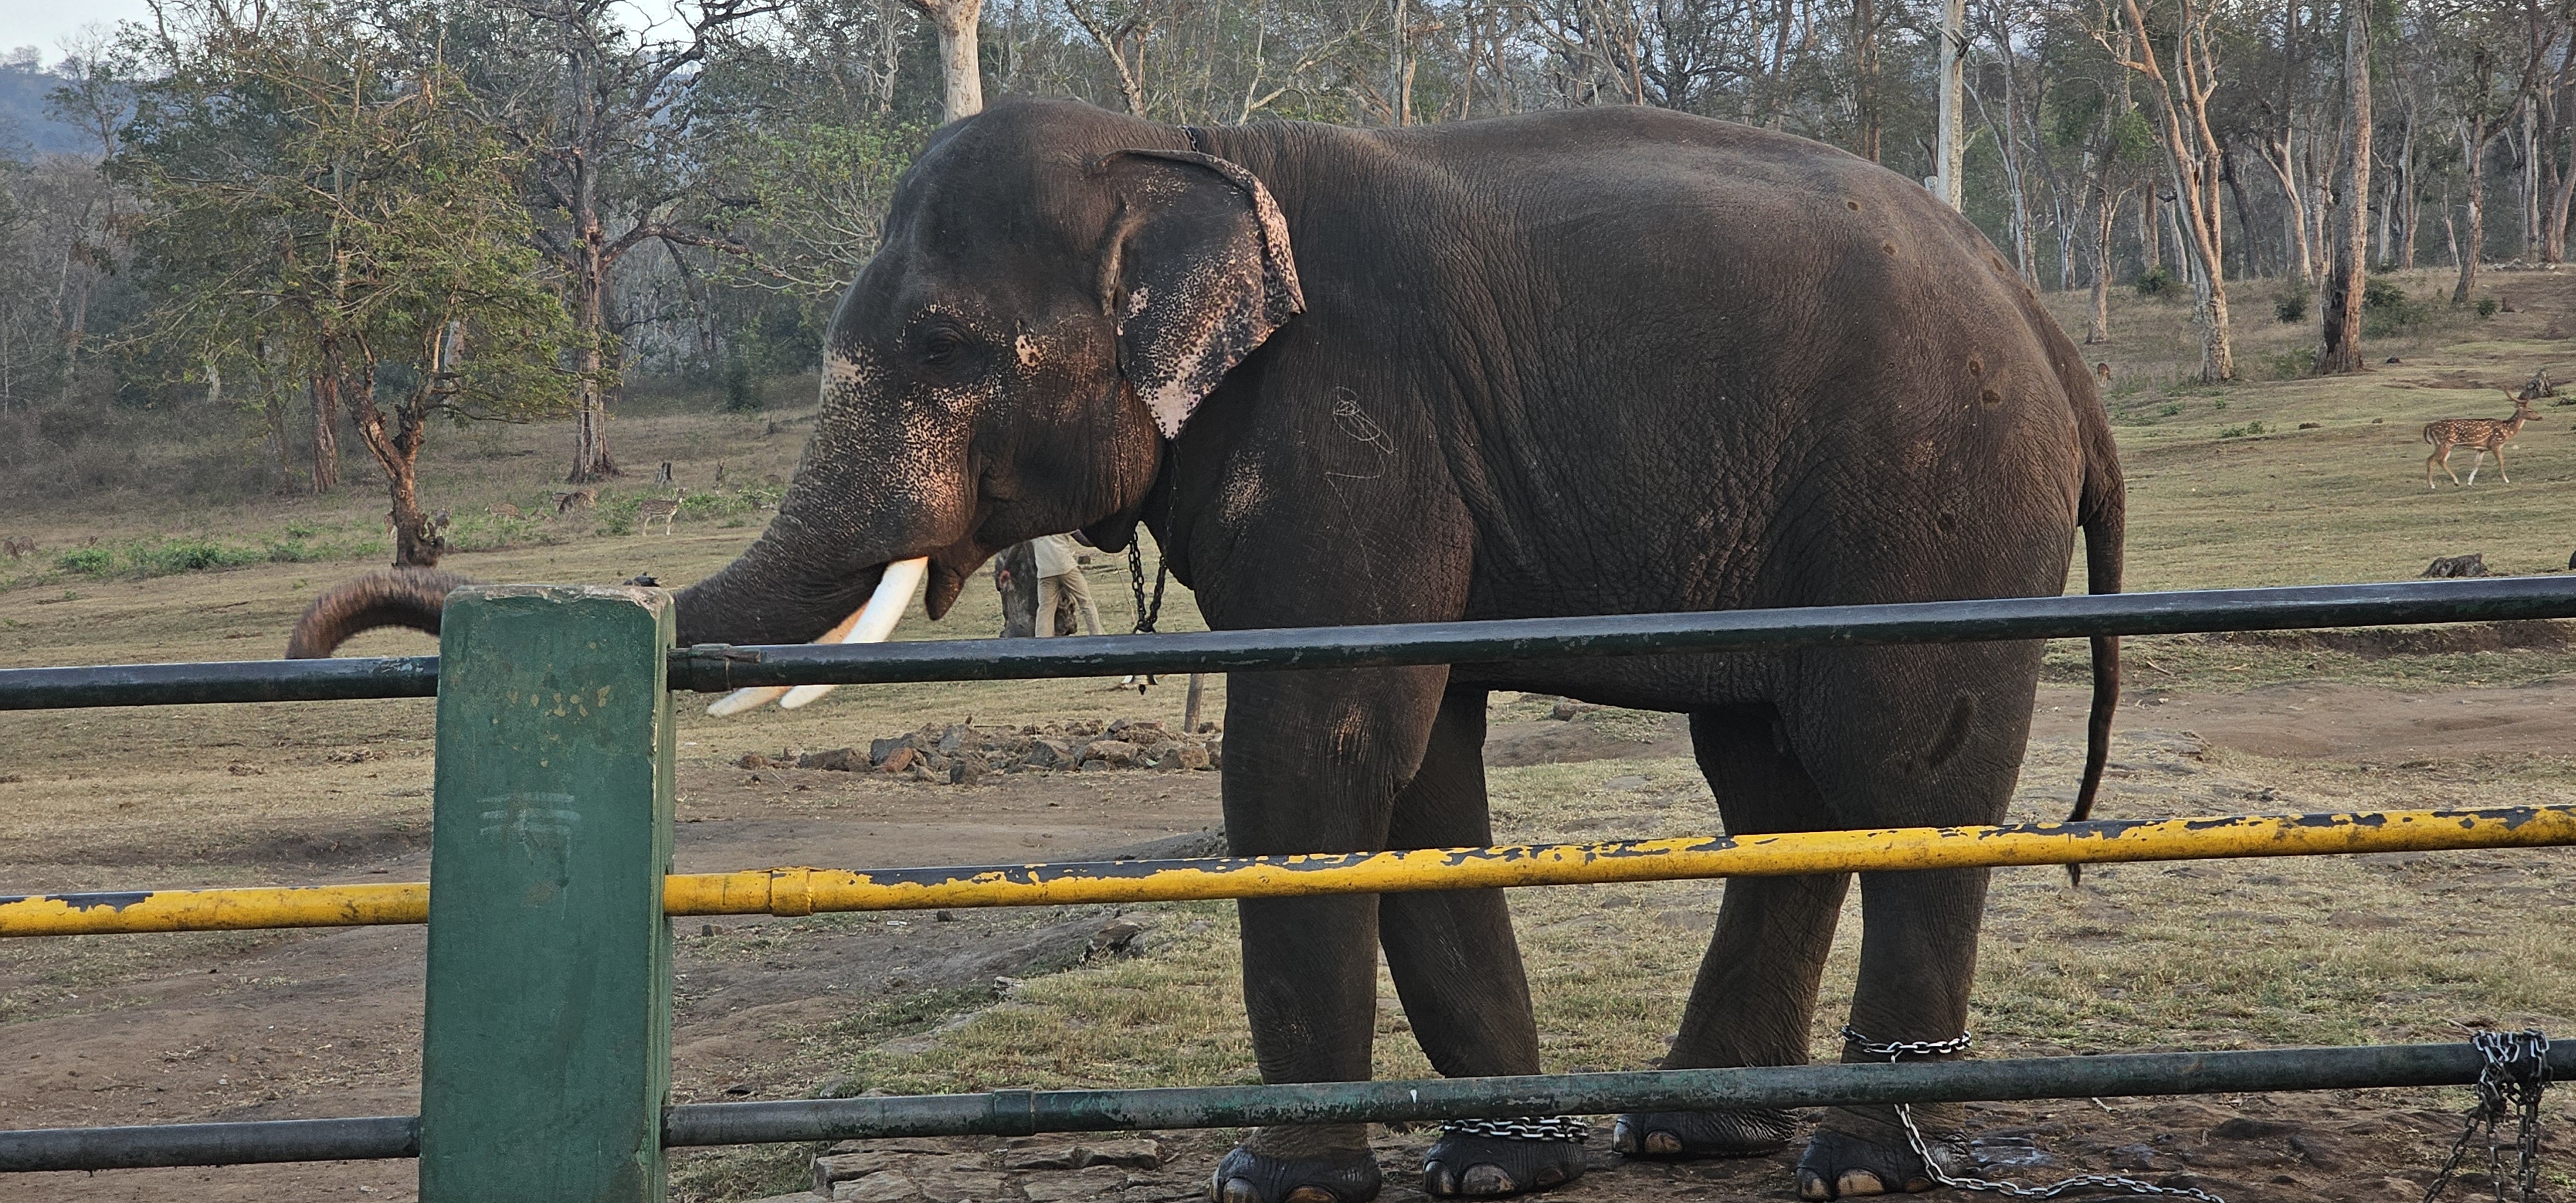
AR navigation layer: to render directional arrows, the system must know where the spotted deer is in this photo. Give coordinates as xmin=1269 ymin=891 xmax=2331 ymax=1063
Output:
xmin=2424 ymin=393 xmax=2543 ymax=488
xmin=636 ymin=491 xmax=682 ymax=535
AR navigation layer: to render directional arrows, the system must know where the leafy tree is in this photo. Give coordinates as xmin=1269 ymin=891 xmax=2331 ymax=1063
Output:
xmin=119 ymin=0 xmax=585 ymax=564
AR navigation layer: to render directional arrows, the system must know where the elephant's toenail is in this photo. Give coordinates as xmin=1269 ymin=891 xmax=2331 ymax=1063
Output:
xmin=1426 ymin=1164 xmax=1457 ymax=1196
xmin=1837 ymin=1169 xmax=1888 ymax=1197
xmin=1903 ymin=1176 xmax=1935 ymax=1193
xmin=1798 ymin=1171 xmax=1834 ymax=1200
xmin=1644 ymin=1131 xmax=1682 ymax=1155
xmin=1215 ymin=1177 xmax=1255 ymax=1203
xmin=1461 ymin=1164 xmax=1516 ymax=1195
xmin=1533 ymin=1166 xmax=1569 ymax=1189
xmin=1284 ymin=1188 xmax=1340 ymax=1203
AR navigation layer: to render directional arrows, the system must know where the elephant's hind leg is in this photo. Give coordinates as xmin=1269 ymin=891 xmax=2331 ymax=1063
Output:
xmin=1616 ymin=705 xmax=1851 ymax=1161
xmin=1382 ymin=690 xmax=1585 ymax=1198
xmin=1783 ymin=647 xmax=2036 ymax=1198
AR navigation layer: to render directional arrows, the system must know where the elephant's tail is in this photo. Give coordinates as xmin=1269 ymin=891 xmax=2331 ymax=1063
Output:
xmin=2066 ymin=366 xmax=2126 ymax=884
xmin=286 ymin=567 xmax=478 ymax=658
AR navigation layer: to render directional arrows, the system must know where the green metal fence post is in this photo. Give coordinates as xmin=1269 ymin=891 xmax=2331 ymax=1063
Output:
xmin=420 ymin=585 xmax=674 ymax=1202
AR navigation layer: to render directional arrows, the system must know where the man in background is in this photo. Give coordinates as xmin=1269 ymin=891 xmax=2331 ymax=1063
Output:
xmin=1030 ymin=533 xmax=1103 ymax=638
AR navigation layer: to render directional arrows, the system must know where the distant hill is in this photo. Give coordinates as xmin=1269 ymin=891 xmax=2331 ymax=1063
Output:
xmin=0 ymin=60 xmax=97 ymax=156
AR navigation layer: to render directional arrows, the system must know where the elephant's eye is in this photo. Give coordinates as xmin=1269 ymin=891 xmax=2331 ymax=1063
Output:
xmin=917 ymin=325 xmax=971 ymax=368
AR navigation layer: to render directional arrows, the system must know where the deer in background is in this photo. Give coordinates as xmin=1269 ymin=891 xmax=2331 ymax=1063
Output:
xmin=636 ymin=486 xmax=683 ymax=535
xmin=2423 ymin=392 xmax=2543 ymax=488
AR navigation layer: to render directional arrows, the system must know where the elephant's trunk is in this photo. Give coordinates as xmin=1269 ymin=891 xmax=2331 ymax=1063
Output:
xmin=668 ymin=538 xmax=889 ymax=648
xmin=281 ymin=538 xmax=892 ymax=659
xmin=286 ymin=567 xmax=477 ymax=658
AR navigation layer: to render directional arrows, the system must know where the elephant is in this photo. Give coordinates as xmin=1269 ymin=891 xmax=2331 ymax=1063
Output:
xmin=289 ymin=97 xmax=2124 ymax=1203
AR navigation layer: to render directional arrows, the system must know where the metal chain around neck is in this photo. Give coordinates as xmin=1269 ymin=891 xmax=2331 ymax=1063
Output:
xmin=2421 ymin=1028 xmax=2552 ymax=1203
xmin=1127 ymin=541 xmax=1168 ymax=636
xmin=1841 ymin=1028 xmax=2226 ymax=1203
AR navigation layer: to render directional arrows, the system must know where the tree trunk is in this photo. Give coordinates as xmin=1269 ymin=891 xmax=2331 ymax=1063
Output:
xmin=309 ymin=374 xmax=340 ymax=494
xmin=2087 ymin=182 xmax=2117 ymax=343
xmin=2141 ymin=187 xmax=2161 ymax=274
xmin=909 ymin=0 xmax=986 ymax=123
xmin=2457 ymin=120 xmax=2489 ymax=305
xmin=2315 ymin=0 xmax=2370 ymax=375
xmin=1933 ymin=0 xmax=1964 ymax=209
xmin=1853 ymin=0 xmax=1880 ymax=161
xmin=2110 ymin=0 xmax=2233 ymax=381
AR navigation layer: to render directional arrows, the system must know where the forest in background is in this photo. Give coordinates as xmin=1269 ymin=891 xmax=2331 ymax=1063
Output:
xmin=0 ymin=0 xmax=2555 ymax=525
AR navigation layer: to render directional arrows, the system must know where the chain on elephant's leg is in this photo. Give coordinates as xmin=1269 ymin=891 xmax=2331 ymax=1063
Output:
xmin=1794 ymin=866 xmax=1992 ymax=1200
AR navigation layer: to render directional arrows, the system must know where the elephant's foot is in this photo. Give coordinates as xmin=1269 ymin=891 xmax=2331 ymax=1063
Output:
xmin=1792 ymin=1126 xmax=1973 ymax=1199
xmin=1421 ymin=1120 xmax=1588 ymax=1197
xmin=1206 ymin=1146 xmax=1383 ymax=1203
xmin=1609 ymin=1107 xmax=1797 ymax=1159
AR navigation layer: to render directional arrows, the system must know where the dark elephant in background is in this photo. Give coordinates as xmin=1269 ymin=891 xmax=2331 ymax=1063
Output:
xmin=292 ymin=98 xmax=2124 ymax=1203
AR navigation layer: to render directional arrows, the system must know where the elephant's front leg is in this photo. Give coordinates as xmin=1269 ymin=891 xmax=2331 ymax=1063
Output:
xmin=1211 ymin=665 xmax=1449 ymax=1203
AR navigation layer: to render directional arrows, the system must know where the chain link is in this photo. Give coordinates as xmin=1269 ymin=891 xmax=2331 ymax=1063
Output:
xmin=1841 ymin=1028 xmax=2226 ymax=1203
xmin=2421 ymin=1028 xmax=2552 ymax=1203
xmin=1123 ymin=542 xmax=1169 ymax=693
xmin=1437 ymin=1116 xmax=1591 ymax=1144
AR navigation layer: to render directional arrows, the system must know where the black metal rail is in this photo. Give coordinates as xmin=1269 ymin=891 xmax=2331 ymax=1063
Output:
xmin=3 ymin=1042 xmax=2561 ymax=1171
xmin=5 ymin=578 xmax=2573 ymax=710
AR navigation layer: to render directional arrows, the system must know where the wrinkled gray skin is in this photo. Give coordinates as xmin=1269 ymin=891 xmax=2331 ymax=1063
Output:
xmin=294 ymin=98 xmax=2123 ymax=1202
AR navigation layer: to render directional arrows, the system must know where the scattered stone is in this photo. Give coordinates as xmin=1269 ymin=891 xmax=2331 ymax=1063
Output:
xmin=2297 ymin=422 xmax=2322 ymax=429
xmin=1005 ymin=1144 xmax=1084 ymax=1171
xmin=813 ymin=720 xmax=1226 ymax=779
xmin=835 ymin=1170 xmax=924 ymax=1203
xmin=799 ymin=747 xmax=868 ymax=772
xmin=1077 ymin=1138 xmax=1166 ymax=1169
xmin=911 ymin=1170 xmax=1006 ymax=1202
xmin=738 ymin=752 xmax=775 ymax=770
xmin=227 ymin=761 xmax=263 ymax=775
xmin=2421 ymin=554 xmax=2488 ymax=579
xmin=1083 ymin=739 xmax=1143 ymax=768
xmin=1019 ymin=1166 xmax=1129 ymax=1201
xmin=1086 ymin=920 xmax=1148 ymax=960
xmin=815 ymin=1151 xmax=902 ymax=1193
xmin=1602 ymin=775 xmax=1649 ymax=791
xmin=1548 ymin=699 xmax=1596 ymax=720
xmin=2211 ymin=1117 xmax=2302 ymax=1140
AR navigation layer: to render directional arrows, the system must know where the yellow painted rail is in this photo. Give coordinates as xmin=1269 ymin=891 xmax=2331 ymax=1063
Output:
xmin=6 ymin=806 xmax=2572 ymax=938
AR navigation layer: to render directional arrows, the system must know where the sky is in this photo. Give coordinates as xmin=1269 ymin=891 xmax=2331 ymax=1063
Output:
xmin=0 ymin=0 xmax=151 ymax=61
xmin=0 ymin=0 xmax=694 ymax=64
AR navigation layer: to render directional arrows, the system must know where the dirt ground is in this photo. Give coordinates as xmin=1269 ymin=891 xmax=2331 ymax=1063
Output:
xmin=5 ymin=679 xmax=2573 ymax=1202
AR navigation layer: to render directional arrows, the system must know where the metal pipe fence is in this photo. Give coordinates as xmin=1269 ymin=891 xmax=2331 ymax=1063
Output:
xmin=9 ymin=805 xmax=2575 ymax=938
xmin=1 ymin=577 xmax=2571 ymax=1200
xmin=6 ymin=576 xmax=2574 ymax=710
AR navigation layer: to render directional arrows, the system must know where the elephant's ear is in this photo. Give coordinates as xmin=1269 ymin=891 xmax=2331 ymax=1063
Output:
xmin=1095 ymin=148 xmax=1304 ymax=438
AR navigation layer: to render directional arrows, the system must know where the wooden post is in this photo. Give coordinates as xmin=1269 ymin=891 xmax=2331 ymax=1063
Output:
xmin=421 ymin=585 xmax=674 ymax=1202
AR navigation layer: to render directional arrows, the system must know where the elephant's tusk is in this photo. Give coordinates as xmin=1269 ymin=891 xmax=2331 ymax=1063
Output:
xmin=705 ymin=557 xmax=929 ymax=716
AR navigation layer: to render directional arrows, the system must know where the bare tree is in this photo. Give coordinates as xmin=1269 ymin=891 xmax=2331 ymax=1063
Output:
xmin=465 ymin=0 xmax=773 ymax=483
xmin=2105 ymin=0 xmax=2236 ymax=381
xmin=907 ymin=0 xmax=985 ymax=120
xmin=2315 ymin=0 xmax=2369 ymax=373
